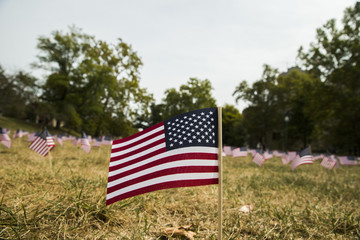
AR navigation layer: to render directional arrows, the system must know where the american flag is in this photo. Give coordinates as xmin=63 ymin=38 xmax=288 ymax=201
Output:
xmin=56 ymin=134 xmax=63 ymax=146
xmin=13 ymin=129 xmax=28 ymax=139
xmin=72 ymin=137 xmax=79 ymax=146
xmin=288 ymin=151 xmax=297 ymax=162
xmin=80 ymin=132 xmax=91 ymax=153
xmin=0 ymin=127 xmax=11 ymax=148
xmin=338 ymin=156 xmax=360 ymax=165
xmin=62 ymin=135 xmax=70 ymax=141
xmin=249 ymin=149 xmax=256 ymax=157
xmin=27 ymin=132 xmax=38 ymax=142
xmin=232 ymin=146 xmax=248 ymax=157
xmin=291 ymin=146 xmax=313 ymax=170
xmin=253 ymin=150 xmax=265 ymax=166
xmin=102 ymin=136 xmax=112 ymax=146
xmin=312 ymin=153 xmax=324 ymax=161
xmin=321 ymin=156 xmax=337 ymax=170
xmin=263 ymin=150 xmax=273 ymax=160
xmin=273 ymin=150 xmax=283 ymax=157
xmin=93 ymin=137 xmax=102 ymax=147
xmin=223 ymin=146 xmax=233 ymax=156
xmin=4 ymin=128 xmax=11 ymax=135
xmin=281 ymin=153 xmax=290 ymax=165
xmin=107 ymin=107 xmax=219 ymax=205
xmin=29 ymin=128 xmax=55 ymax=156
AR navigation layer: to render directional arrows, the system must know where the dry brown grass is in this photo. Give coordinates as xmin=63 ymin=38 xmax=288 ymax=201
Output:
xmin=1 ymin=138 xmax=360 ymax=239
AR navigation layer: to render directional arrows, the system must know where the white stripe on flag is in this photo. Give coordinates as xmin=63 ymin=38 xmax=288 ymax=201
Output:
xmin=112 ymin=125 xmax=164 ymax=149
xmin=106 ymin=172 xmax=218 ymax=200
xmin=108 ymin=159 xmax=218 ymax=188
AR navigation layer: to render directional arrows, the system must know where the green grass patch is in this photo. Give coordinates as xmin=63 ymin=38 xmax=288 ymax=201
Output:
xmin=0 ymin=140 xmax=359 ymax=239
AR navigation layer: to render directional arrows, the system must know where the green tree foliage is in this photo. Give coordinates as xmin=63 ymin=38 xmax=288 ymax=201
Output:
xmin=233 ymin=3 xmax=360 ymax=153
xmin=276 ymin=68 xmax=320 ymax=149
xmin=34 ymin=26 xmax=153 ymax=136
xmin=148 ymin=78 xmax=217 ymax=125
xmin=297 ymin=2 xmax=360 ymax=154
xmin=233 ymin=65 xmax=283 ymax=149
xmin=0 ymin=66 xmax=38 ymax=119
xmin=233 ymin=65 xmax=320 ymax=150
xmin=222 ymin=104 xmax=245 ymax=147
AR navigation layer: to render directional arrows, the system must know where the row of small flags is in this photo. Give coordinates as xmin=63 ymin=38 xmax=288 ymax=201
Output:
xmin=2 ymin=107 xmax=360 ymax=211
xmin=2 ymin=126 xmax=360 ymax=170
xmin=0 ymin=127 xmax=112 ymax=156
xmin=222 ymin=145 xmax=360 ymax=170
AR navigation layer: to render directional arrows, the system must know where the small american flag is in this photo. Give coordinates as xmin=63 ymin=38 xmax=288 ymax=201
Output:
xmin=312 ymin=153 xmax=324 ymax=161
xmin=249 ymin=149 xmax=256 ymax=157
xmin=273 ymin=150 xmax=283 ymax=157
xmin=56 ymin=134 xmax=63 ymax=146
xmin=223 ymin=146 xmax=233 ymax=156
xmin=27 ymin=132 xmax=39 ymax=142
xmin=288 ymin=151 xmax=297 ymax=162
xmin=253 ymin=150 xmax=265 ymax=166
xmin=80 ymin=132 xmax=91 ymax=153
xmin=29 ymin=128 xmax=55 ymax=156
xmin=281 ymin=153 xmax=290 ymax=165
xmin=291 ymin=146 xmax=313 ymax=170
xmin=0 ymin=127 xmax=11 ymax=148
xmin=72 ymin=137 xmax=79 ymax=146
xmin=13 ymin=129 xmax=24 ymax=138
xmin=321 ymin=156 xmax=337 ymax=170
xmin=232 ymin=146 xmax=248 ymax=157
xmin=4 ymin=128 xmax=11 ymax=135
xmin=62 ymin=135 xmax=70 ymax=141
xmin=107 ymin=107 xmax=219 ymax=205
xmin=93 ymin=137 xmax=102 ymax=147
xmin=263 ymin=150 xmax=273 ymax=160
xmin=102 ymin=136 xmax=112 ymax=146
xmin=338 ymin=156 xmax=360 ymax=165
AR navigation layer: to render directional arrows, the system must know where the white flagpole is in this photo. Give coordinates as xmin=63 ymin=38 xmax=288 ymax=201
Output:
xmin=217 ymin=106 xmax=223 ymax=240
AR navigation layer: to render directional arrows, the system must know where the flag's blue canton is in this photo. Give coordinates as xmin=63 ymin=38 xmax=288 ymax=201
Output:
xmin=164 ymin=107 xmax=218 ymax=151
xmin=299 ymin=147 xmax=311 ymax=157
xmin=39 ymin=131 xmax=48 ymax=140
xmin=256 ymin=149 xmax=263 ymax=154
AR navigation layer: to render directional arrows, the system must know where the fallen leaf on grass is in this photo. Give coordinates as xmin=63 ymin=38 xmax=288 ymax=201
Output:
xmin=239 ymin=204 xmax=254 ymax=213
xmin=161 ymin=225 xmax=196 ymax=240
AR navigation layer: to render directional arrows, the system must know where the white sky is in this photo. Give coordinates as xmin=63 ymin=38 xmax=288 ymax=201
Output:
xmin=0 ymin=0 xmax=356 ymax=111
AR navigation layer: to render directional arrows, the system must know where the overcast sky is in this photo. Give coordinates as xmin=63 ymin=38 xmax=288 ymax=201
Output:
xmin=0 ymin=0 xmax=356 ymax=111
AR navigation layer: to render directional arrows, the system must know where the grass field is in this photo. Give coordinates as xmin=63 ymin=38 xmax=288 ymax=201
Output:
xmin=1 ymin=136 xmax=360 ymax=239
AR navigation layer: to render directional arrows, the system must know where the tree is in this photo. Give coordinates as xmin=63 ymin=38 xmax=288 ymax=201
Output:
xmin=297 ymin=2 xmax=360 ymax=154
xmin=34 ymin=26 xmax=153 ymax=136
xmin=222 ymin=104 xmax=245 ymax=147
xmin=276 ymin=68 xmax=320 ymax=149
xmin=233 ymin=65 xmax=281 ymax=149
xmin=0 ymin=66 xmax=38 ymax=119
xmin=233 ymin=65 xmax=320 ymax=150
xmin=154 ymin=78 xmax=217 ymax=121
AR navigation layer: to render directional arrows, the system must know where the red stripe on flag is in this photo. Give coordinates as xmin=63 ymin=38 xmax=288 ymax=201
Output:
xmin=108 ymin=152 xmax=218 ymax=182
xmin=111 ymin=129 xmax=165 ymax=154
xmin=110 ymin=138 xmax=166 ymax=162
xmin=109 ymin=148 xmax=167 ymax=171
xmin=107 ymin=166 xmax=218 ymax=194
xmin=112 ymin=122 xmax=164 ymax=145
